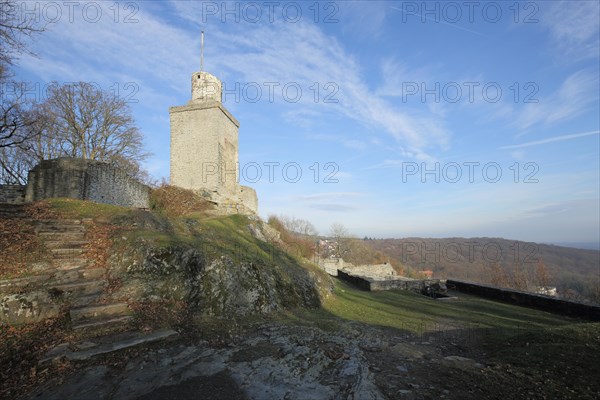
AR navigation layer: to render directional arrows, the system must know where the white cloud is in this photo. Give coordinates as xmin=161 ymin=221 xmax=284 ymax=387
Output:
xmin=500 ymin=130 xmax=600 ymax=150
xmin=19 ymin=1 xmax=451 ymax=163
xmin=516 ymin=69 xmax=599 ymax=131
xmin=540 ymin=1 xmax=600 ymax=61
xmin=181 ymin=15 xmax=451 ymax=159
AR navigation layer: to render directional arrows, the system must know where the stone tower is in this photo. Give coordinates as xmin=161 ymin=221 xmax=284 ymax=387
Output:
xmin=169 ymin=66 xmax=257 ymax=214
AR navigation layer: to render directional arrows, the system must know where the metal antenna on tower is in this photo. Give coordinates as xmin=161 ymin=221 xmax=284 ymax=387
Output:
xmin=200 ymin=30 xmax=204 ymax=72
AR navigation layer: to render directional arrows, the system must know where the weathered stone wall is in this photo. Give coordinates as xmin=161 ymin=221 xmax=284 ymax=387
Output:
xmin=337 ymin=270 xmax=441 ymax=292
xmin=170 ymin=101 xmax=240 ymax=196
xmin=25 ymin=158 xmax=149 ymax=208
xmin=342 ymin=263 xmax=397 ymax=279
xmin=238 ymin=186 xmax=258 ymax=214
xmin=337 ymin=270 xmax=370 ymax=290
xmin=0 ymin=185 xmax=26 ymax=204
xmin=170 ymin=71 xmax=258 ymax=215
xmin=369 ymin=278 xmax=441 ymax=292
xmin=318 ymin=257 xmax=345 ymax=276
xmin=191 ymin=71 xmax=222 ymax=103
xmin=448 ymin=279 xmax=600 ymax=321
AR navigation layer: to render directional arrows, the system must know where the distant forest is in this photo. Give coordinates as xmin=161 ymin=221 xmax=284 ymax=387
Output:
xmin=362 ymin=237 xmax=600 ymax=304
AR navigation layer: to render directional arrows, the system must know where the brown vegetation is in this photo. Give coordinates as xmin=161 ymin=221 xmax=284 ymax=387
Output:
xmin=365 ymin=237 xmax=600 ymax=303
xmin=0 ymin=317 xmax=74 ymax=400
xmin=267 ymin=215 xmax=315 ymax=259
xmin=149 ymin=184 xmax=213 ymax=217
xmin=0 ymin=201 xmax=57 ymax=278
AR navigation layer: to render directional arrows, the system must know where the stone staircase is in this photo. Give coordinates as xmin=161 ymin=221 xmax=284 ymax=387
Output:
xmin=0 ymin=203 xmax=133 ymax=333
xmin=2 ymin=203 xmax=180 ymax=364
xmin=33 ymin=218 xmax=134 ymax=332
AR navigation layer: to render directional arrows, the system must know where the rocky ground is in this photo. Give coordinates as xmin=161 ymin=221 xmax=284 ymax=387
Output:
xmin=20 ymin=312 xmax=598 ymax=400
xmin=22 ymin=323 xmax=446 ymax=400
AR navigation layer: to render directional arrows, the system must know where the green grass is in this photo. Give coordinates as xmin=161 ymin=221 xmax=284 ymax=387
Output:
xmin=47 ymin=198 xmax=132 ymax=221
xmin=281 ymin=279 xmax=584 ymax=335
xmin=43 ymin=199 xmax=328 ymax=286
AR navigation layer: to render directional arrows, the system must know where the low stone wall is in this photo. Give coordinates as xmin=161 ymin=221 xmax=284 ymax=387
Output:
xmin=317 ymin=258 xmax=348 ymax=276
xmin=447 ymin=279 xmax=600 ymax=321
xmin=337 ymin=270 xmax=371 ymax=290
xmin=337 ymin=270 xmax=440 ymax=292
xmin=0 ymin=185 xmax=26 ymax=204
xmin=370 ymin=278 xmax=441 ymax=292
xmin=342 ymin=263 xmax=397 ymax=280
xmin=25 ymin=158 xmax=149 ymax=208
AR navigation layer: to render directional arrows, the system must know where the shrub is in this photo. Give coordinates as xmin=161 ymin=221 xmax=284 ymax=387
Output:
xmin=150 ymin=184 xmax=213 ymax=216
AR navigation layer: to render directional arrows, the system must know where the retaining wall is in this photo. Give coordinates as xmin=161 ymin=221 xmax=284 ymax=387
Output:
xmin=24 ymin=158 xmax=149 ymax=208
xmin=0 ymin=185 xmax=26 ymax=204
xmin=337 ymin=270 xmax=440 ymax=292
xmin=447 ymin=279 xmax=600 ymax=320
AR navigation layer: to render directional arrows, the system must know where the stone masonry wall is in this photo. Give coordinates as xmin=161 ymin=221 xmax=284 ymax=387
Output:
xmin=170 ymin=101 xmax=240 ymax=195
xmin=337 ymin=270 xmax=440 ymax=292
xmin=24 ymin=158 xmax=149 ymax=208
xmin=448 ymin=279 xmax=600 ymax=320
xmin=85 ymin=162 xmax=149 ymax=208
xmin=342 ymin=263 xmax=397 ymax=279
xmin=0 ymin=185 xmax=26 ymax=204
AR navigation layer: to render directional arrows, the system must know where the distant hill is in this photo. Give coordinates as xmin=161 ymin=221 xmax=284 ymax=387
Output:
xmin=363 ymin=237 xmax=600 ymax=301
xmin=548 ymin=242 xmax=600 ymax=251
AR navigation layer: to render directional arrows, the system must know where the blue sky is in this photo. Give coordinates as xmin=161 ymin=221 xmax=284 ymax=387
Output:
xmin=11 ymin=0 xmax=600 ymax=243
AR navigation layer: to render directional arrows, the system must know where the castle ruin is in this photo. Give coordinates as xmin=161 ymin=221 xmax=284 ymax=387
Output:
xmin=169 ymin=68 xmax=258 ymax=214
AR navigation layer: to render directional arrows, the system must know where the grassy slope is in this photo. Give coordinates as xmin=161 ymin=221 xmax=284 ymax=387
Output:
xmin=281 ymin=280 xmax=600 ymax=398
xmin=48 ymin=198 xmax=331 ymax=300
xmin=284 ymin=279 xmax=584 ymax=332
xmin=3 ymin=199 xmax=599 ymax=398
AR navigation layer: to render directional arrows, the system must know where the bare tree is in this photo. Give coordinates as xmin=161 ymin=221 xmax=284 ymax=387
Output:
xmin=0 ymin=0 xmax=43 ymax=68
xmin=534 ymin=259 xmax=551 ymax=292
xmin=0 ymin=145 xmax=30 ymax=183
xmin=34 ymin=82 xmax=147 ymax=174
xmin=329 ymin=222 xmax=352 ymax=258
xmin=278 ymin=215 xmax=318 ymax=237
xmin=0 ymin=92 xmax=36 ymax=149
xmin=1 ymin=82 xmax=149 ymax=183
xmin=0 ymin=0 xmax=44 ymax=155
xmin=0 ymin=0 xmax=44 ymax=148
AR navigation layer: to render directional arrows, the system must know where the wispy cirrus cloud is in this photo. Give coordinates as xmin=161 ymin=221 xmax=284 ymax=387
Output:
xmin=21 ymin=1 xmax=452 ymax=162
xmin=168 ymin=2 xmax=451 ymax=160
xmin=306 ymin=133 xmax=367 ymax=151
xmin=515 ymin=69 xmax=599 ymax=132
xmin=540 ymin=1 xmax=600 ymax=61
xmin=500 ymin=130 xmax=599 ymax=150
xmin=295 ymin=191 xmax=366 ymax=213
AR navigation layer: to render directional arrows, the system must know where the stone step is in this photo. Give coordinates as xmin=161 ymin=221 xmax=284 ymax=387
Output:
xmin=0 ymin=274 xmax=51 ymax=294
xmin=72 ymin=315 xmax=133 ymax=331
xmin=50 ymin=280 xmax=106 ymax=298
xmin=39 ymin=328 xmax=179 ymax=365
xmin=45 ymin=267 xmax=106 ymax=285
xmin=35 ymin=218 xmax=83 ymax=225
xmin=71 ymin=294 xmax=108 ymax=308
xmin=70 ymin=302 xmax=130 ymax=323
xmin=56 ymin=258 xmax=89 ymax=270
xmin=0 ymin=268 xmax=106 ymax=293
xmin=38 ymin=231 xmax=86 ymax=241
xmin=35 ymin=221 xmax=85 ymax=233
xmin=42 ymin=240 xmax=88 ymax=249
xmin=51 ymin=247 xmax=84 ymax=257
